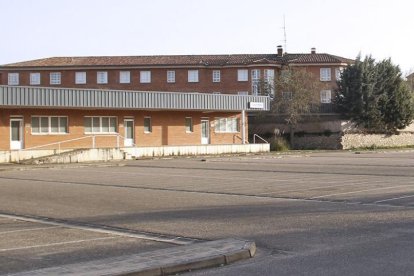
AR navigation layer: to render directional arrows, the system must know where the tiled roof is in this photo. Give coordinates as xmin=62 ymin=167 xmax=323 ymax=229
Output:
xmin=2 ymin=53 xmax=353 ymax=68
xmin=283 ymin=53 xmax=354 ymax=64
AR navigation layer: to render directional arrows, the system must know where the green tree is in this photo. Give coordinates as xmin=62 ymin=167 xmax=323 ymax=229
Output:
xmin=335 ymin=56 xmax=414 ymax=133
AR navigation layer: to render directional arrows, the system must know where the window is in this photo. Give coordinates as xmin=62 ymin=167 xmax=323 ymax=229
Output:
xmin=188 ymin=70 xmax=199 ymax=82
xmin=144 ymin=117 xmax=152 ymax=133
xmin=167 ymin=70 xmax=175 ymax=83
xmin=251 ymin=69 xmax=260 ymax=95
xmin=251 ymin=69 xmax=260 ymax=80
xmin=8 ymin=73 xmax=20 ymax=85
xmin=320 ymin=90 xmax=332 ymax=103
xmin=75 ymin=72 xmax=86 ymax=84
xmin=237 ymin=69 xmax=248 ymax=81
xmin=335 ymin=68 xmax=343 ymax=80
xmin=50 ymin=72 xmax=61 ymax=85
xmin=97 ymin=71 xmax=108 ymax=84
xmin=213 ymin=92 xmax=221 ymax=94
xmin=264 ymin=69 xmax=275 ymax=81
xmin=264 ymin=69 xmax=275 ymax=96
xmin=84 ymin=116 xmax=117 ymax=133
xmin=320 ymin=68 xmax=331 ymax=81
xmin=140 ymin=71 xmax=151 ymax=83
xmin=185 ymin=117 xmax=193 ymax=133
xmin=30 ymin=73 xmax=41 ymax=85
xmin=119 ymin=71 xmax=130 ymax=84
xmin=215 ymin=117 xmax=239 ymax=133
xmin=282 ymin=91 xmax=293 ymax=101
xmin=212 ymin=70 xmax=220 ymax=82
xmin=31 ymin=116 xmax=68 ymax=134
xmin=238 ymin=91 xmax=248 ymax=96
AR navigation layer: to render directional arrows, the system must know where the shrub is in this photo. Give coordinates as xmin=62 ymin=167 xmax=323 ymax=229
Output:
xmin=270 ymin=137 xmax=290 ymax=151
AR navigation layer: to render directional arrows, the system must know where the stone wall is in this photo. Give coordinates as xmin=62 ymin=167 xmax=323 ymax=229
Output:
xmin=292 ymin=133 xmax=414 ymax=150
xmin=341 ymin=133 xmax=414 ymax=149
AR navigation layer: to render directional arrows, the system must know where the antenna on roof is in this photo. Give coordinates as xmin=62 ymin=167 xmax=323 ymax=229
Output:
xmin=283 ymin=15 xmax=287 ymax=53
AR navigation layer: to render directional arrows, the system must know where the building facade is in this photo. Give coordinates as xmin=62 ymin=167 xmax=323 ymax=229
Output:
xmin=0 ymin=47 xmax=351 ymax=152
xmin=0 ymin=85 xmax=269 ymax=151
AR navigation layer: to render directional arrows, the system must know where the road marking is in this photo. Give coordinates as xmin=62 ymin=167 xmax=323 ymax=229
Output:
xmin=375 ymin=194 xmax=414 ymax=203
xmin=0 ymin=237 xmax=117 ymax=252
xmin=0 ymin=226 xmax=61 ymax=234
xmin=257 ymin=180 xmax=386 ymax=196
xmin=71 ymin=168 xmax=297 ymax=183
xmin=309 ymin=184 xmax=414 ymax=199
xmin=73 ymin=168 xmax=387 ymax=190
xmin=0 ymin=213 xmax=198 ymax=245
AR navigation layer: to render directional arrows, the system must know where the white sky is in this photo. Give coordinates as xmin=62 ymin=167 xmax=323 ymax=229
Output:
xmin=1 ymin=0 xmax=413 ymax=74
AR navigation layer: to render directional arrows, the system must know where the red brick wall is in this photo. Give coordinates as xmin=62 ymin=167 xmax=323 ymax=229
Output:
xmin=0 ymin=67 xmax=281 ymax=94
xmin=0 ymin=108 xmax=245 ymax=150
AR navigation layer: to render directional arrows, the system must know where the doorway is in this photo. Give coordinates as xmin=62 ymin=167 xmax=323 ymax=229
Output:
xmin=201 ymin=119 xmax=210 ymax=145
xmin=124 ymin=119 xmax=134 ymax=147
xmin=10 ymin=118 xmax=23 ymax=150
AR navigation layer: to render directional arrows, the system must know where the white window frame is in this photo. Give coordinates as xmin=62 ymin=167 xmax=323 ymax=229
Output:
xmin=185 ymin=117 xmax=193 ymax=133
xmin=238 ymin=91 xmax=249 ymax=96
xmin=75 ymin=72 xmax=87 ymax=84
xmin=144 ymin=117 xmax=152 ymax=133
xmin=251 ymin=69 xmax=261 ymax=95
xmin=97 ymin=71 xmax=108 ymax=84
xmin=50 ymin=72 xmax=61 ymax=85
xmin=237 ymin=69 xmax=248 ymax=81
xmin=320 ymin=90 xmax=332 ymax=103
xmin=30 ymin=73 xmax=41 ymax=85
xmin=167 ymin=70 xmax=175 ymax=83
xmin=212 ymin=70 xmax=220 ymax=82
xmin=264 ymin=69 xmax=275 ymax=82
xmin=251 ymin=69 xmax=260 ymax=81
xmin=8 ymin=73 xmax=19 ymax=85
xmin=320 ymin=68 xmax=331 ymax=81
xmin=84 ymin=116 xmax=117 ymax=134
xmin=214 ymin=117 xmax=239 ymax=133
xmin=140 ymin=71 xmax=151 ymax=83
xmin=31 ymin=116 xmax=68 ymax=135
xmin=264 ymin=69 xmax=275 ymax=96
xmin=335 ymin=67 xmax=343 ymax=80
xmin=119 ymin=71 xmax=131 ymax=84
xmin=188 ymin=70 xmax=199 ymax=83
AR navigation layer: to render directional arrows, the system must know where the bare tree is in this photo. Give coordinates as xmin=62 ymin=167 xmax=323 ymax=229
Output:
xmin=266 ymin=67 xmax=324 ymax=147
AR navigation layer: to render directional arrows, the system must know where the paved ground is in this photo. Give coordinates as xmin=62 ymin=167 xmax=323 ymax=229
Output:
xmin=0 ymin=150 xmax=413 ymax=275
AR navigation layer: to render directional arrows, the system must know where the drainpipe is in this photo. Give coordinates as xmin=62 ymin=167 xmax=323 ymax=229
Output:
xmin=242 ymin=110 xmax=246 ymax=144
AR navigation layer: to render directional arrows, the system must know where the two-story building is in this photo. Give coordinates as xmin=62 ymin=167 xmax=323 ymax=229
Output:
xmin=0 ymin=47 xmax=351 ymax=153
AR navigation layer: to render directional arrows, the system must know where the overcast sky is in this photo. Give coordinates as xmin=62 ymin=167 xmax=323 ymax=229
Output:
xmin=1 ymin=0 xmax=413 ymax=74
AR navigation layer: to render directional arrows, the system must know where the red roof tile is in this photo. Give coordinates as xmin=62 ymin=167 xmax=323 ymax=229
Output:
xmin=2 ymin=53 xmax=353 ymax=68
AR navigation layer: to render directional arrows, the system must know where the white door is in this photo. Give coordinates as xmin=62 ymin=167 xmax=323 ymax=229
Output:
xmin=201 ymin=120 xmax=210 ymax=145
xmin=10 ymin=118 xmax=23 ymax=150
xmin=124 ymin=119 xmax=134 ymax=147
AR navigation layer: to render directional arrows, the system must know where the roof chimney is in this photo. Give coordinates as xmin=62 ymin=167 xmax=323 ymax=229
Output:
xmin=277 ymin=45 xmax=283 ymax=57
xmin=311 ymin=47 xmax=316 ymax=54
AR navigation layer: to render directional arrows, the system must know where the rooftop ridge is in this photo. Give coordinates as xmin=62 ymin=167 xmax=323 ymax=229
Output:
xmin=1 ymin=52 xmax=353 ymax=67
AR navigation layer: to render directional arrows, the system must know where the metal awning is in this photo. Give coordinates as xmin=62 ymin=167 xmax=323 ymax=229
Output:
xmin=0 ymin=86 xmax=270 ymax=111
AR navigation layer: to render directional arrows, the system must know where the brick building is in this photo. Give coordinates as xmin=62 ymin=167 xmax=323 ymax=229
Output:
xmin=0 ymin=47 xmax=351 ymax=153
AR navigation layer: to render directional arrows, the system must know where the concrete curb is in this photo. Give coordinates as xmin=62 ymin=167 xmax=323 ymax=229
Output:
xmin=11 ymin=238 xmax=256 ymax=276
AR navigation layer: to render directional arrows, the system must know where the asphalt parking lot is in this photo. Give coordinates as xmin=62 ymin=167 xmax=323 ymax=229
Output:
xmin=0 ymin=150 xmax=413 ymax=275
